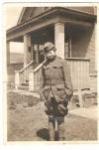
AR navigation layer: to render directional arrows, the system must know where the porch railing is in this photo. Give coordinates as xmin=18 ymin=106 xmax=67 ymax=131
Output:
xmin=15 ymin=60 xmax=34 ymax=89
xmin=29 ymin=60 xmax=46 ymax=91
xmin=66 ymin=57 xmax=90 ymax=90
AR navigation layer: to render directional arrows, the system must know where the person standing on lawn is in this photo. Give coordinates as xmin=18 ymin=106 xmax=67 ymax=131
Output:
xmin=41 ymin=42 xmax=73 ymax=141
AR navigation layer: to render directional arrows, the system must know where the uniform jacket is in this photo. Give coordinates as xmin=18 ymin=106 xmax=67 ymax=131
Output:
xmin=41 ymin=56 xmax=73 ymax=103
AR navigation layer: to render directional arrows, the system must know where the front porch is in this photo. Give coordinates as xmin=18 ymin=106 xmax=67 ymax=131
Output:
xmin=8 ymin=23 xmax=92 ymax=92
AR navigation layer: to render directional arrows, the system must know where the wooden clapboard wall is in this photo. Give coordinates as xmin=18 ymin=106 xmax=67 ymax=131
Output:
xmin=66 ymin=58 xmax=90 ymax=90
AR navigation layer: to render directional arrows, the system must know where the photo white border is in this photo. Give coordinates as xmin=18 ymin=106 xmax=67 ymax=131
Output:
xmin=0 ymin=1 xmax=99 ymax=149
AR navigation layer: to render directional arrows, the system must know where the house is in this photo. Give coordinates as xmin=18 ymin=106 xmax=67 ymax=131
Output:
xmin=6 ymin=7 xmax=97 ymax=96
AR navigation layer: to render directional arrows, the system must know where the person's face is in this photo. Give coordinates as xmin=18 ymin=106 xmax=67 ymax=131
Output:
xmin=45 ymin=49 xmax=56 ymax=60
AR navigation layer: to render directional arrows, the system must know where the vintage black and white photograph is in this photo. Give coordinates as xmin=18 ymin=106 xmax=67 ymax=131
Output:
xmin=6 ymin=4 xmax=98 ymax=141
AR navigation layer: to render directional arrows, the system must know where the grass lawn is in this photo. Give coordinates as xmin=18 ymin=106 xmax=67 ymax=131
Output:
xmin=7 ymin=100 xmax=97 ymax=141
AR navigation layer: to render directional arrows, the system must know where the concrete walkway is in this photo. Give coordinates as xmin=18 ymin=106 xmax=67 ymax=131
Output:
xmin=69 ymin=106 xmax=97 ymax=120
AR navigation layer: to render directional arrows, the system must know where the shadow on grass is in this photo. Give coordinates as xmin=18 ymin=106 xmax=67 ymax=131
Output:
xmin=36 ymin=128 xmax=49 ymax=141
xmin=36 ymin=128 xmax=59 ymax=141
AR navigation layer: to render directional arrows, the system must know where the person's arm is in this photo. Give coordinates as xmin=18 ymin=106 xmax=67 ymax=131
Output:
xmin=62 ymin=60 xmax=73 ymax=99
xmin=41 ymin=59 xmax=46 ymax=89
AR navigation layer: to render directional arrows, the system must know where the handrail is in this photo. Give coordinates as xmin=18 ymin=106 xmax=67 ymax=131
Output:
xmin=33 ymin=60 xmax=46 ymax=73
xmin=19 ymin=60 xmax=34 ymax=73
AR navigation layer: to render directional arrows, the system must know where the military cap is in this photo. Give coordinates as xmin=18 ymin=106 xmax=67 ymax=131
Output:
xmin=44 ymin=42 xmax=56 ymax=53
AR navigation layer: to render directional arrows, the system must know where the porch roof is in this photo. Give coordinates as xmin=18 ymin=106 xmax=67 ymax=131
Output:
xmin=6 ymin=7 xmax=96 ymax=42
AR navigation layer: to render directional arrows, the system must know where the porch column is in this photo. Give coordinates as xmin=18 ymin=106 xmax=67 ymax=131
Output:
xmin=36 ymin=44 xmax=39 ymax=64
xmin=23 ymin=34 xmax=32 ymax=67
xmin=54 ymin=23 xmax=65 ymax=59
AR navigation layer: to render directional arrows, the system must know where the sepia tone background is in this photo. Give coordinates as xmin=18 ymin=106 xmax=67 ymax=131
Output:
xmin=6 ymin=5 xmax=97 ymax=141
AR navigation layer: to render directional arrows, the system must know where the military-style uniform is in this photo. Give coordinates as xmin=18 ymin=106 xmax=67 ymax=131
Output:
xmin=40 ymin=42 xmax=73 ymax=140
xmin=41 ymin=56 xmax=73 ymax=140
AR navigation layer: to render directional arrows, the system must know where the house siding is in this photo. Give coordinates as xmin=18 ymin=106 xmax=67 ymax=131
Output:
xmin=88 ymin=26 xmax=96 ymax=73
xmin=88 ymin=25 xmax=97 ymax=92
